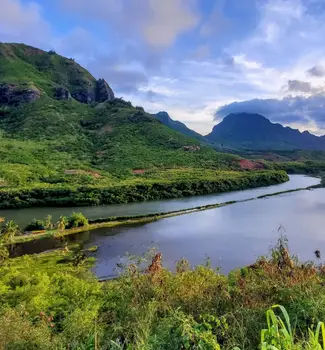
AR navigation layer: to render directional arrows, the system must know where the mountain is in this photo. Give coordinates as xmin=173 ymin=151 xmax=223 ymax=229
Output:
xmin=0 ymin=43 xmax=241 ymax=195
xmin=0 ymin=43 xmax=115 ymax=105
xmin=153 ymin=111 xmax=204 ymax=141
xmin=206 ymin=113 xmax=325 ymax=150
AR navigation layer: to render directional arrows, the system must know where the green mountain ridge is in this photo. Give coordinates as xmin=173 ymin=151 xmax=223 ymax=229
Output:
xmin=153 ymin=111 xmax=205 ymax=141
xmin=0 ymin=43 xmax=288 ymax=207
xmin=206 ymin=113 xmax=325 ymax=150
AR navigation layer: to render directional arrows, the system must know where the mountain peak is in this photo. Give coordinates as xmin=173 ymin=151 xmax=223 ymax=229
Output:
xmin=222 ymin=113 xmax=271 ymax=124
xmin=155 ymin=111 xmax=172 ymax=124
xmin=0 ymin=42 xmax=114 ymax=106
xmin=207 ymin=112 xmax=325 ymax=150
xmin=153 ymin=111 xmax=204 ymax=141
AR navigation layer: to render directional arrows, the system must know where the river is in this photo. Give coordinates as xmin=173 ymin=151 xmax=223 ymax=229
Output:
xmin=7 ymin=174 xmax=323 ymax=279
xmin=0 ymin=174 xmax=319 ymax=228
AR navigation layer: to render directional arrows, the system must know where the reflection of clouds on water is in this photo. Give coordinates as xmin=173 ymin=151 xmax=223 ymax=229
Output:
xmin=88 ymin=186 xmax=325 ymax=279
xmin=0 ymin=175 xmax=320 ymax=228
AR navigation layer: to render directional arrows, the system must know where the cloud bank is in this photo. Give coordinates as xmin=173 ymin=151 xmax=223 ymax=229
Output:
xmin=215 ymin=94 xmax=325 ymax=134
xmin=3 ymin=0 xmax=325 ymax=134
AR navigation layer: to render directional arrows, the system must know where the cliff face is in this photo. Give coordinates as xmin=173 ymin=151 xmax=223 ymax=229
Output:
xmin=0 ymin=43 xmax=114 ymax=106
xmin=0 ymin=83 xmax=40 ymax=106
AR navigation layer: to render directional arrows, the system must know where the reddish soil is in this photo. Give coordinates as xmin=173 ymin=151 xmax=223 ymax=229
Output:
xmin=238 ymin=159 xmax=265 ymax=170
xmin=132 ymin=169 xmax=146 ymax=174
xmin=64 ymin=169 xmax=102 ymax=178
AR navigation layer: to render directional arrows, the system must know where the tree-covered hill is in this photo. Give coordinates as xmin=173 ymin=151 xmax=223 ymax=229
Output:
xmin=0 ymin=43 xmax=287 ymax=207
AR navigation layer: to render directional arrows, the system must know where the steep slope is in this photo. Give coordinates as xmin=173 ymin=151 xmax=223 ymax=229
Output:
xmin=0 ymin=43 xmax=237 ymax=184
xmin=206 ymin=113 xmax=325 ymax=150
xmin=153 ymin=111 xmax=204 ymax=141
xmin=0 ymin=42 xmax=114 ymax=104
xmin=0 ymin=43 xmax=287 ymax=207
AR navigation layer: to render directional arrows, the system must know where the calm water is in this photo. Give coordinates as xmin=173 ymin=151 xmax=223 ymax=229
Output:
xmin=87 ymin=186 xmax=325 ymax=279
xmin=0 ymin=175 xmax=319 ymax=228
xmin=7 ymin=175 xmax=324 ymax=278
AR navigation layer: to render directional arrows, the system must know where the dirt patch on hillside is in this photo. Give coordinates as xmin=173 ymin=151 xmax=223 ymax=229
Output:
xmin=132 ymin=169 xmax=146 ymax=175
xmin=99 ymin=124 xmax=113 ymax=134
xmin=238 ymin=159 xmax=265 ymax=170
xmin=64 ymin=169 xmax=102 ymax=178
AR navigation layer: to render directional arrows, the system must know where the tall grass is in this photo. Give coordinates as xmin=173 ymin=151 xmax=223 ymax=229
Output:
xmin=260 ymin=305 xmax=325 ymax=350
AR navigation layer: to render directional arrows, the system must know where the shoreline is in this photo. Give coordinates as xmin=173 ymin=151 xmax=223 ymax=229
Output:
xmin=0 ymin=170 xmax=288 ymax=209
xmin=10 ymin=182 xmax=319 ymax=246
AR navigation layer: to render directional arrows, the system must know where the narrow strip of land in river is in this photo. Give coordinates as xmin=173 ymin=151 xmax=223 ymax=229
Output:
xmin=10 ymin=184 xmax=318 ymax=245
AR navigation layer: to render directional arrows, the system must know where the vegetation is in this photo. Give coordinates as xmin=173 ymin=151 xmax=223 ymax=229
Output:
xmin=0 ymin=43 xmax=290 ymax=208
xmin=0 ymin=169 xmax=288 ymax=208
xmin=260 ymin=305 xmax=325 ymax=349
xmin=65 ymin=212 xmax=89 ymax=229
xmin=1 ymin=238 xmax=325 ymax=349
xmin=24 ymin=212 xmax=88 ymax=232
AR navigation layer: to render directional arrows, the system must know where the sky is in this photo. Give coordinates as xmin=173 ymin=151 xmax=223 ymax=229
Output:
xmin=2 ymin=0 xmax=325 ymax=135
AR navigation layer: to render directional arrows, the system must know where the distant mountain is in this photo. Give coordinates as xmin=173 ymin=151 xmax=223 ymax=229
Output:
xmin=0 ymin=42 xmax=239 ymax=192
xmin=153 ymin=111 xmax=204 ymax=141
xmin=206 ymin=113 xmax=325 ymax=150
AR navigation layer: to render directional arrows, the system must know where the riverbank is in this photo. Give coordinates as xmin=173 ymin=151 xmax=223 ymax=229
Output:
xmin=1 ymin=238 xmax=325 ymax=349
xmin=0 ymin=169 xmax=288 ymax=209
xmin=9 ymin=200 xmax=238 ymax=245
xmin=9 ymin=178 xmax=318 ymax=247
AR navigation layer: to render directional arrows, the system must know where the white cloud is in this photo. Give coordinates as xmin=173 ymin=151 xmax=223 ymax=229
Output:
xmin=215 ymin=94 xmax=325 ymax=135
xmin=142 ymin=0 xmax=198 ymax=48
xmin=233 ymin=54 xmax=262 ymax=70
xmin=60 ymin=0 xmax=198 ymax=48
xmin=0 ymin=0 xmax=50 ymax=47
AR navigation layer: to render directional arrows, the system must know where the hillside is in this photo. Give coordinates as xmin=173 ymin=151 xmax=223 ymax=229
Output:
xmin=153 ymin=111 xmax=204 ymax=141
xmin=206 ymin=113 xmax=325 ymax=151
xmin=0 ymin=43 xmax=287 ymax=207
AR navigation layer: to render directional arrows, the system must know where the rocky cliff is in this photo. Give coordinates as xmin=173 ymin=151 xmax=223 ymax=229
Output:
xmin=0 ymin=43 xmax=114 ymax=106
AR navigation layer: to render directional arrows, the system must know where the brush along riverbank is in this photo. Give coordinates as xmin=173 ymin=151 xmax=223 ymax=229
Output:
xmin=9 ymin=181 xmax=320 ymax=246
xmin=1 ymin=237 xmax=325 ymax=349
xmin=0 ymin=170 xmax=288 ymax=209
xmin=10 ymin=201 xmax=238 ymax=245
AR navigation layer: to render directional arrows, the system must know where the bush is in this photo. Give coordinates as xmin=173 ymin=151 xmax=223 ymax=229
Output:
xmin=0 ymin=220 xmax=21 ymax=239
xmin=66 ymin=212 xmax=88 ymax=229
xmin=25 ymin=219 xmax=45 ymax=231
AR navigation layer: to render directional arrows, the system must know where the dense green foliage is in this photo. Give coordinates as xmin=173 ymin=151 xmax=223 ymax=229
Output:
xmin=259 ymin=305 xmax=325 ymax=349
xmin=1 ymin=239 xmax=325 ymax=349
xmin=24 ymin=212 xmax=88 ymax=231
xmin=0 ymin=43 xmax=96 ymax=97
xmin=65 ymin=212 xmax=89 ymax=229
xmin=0 ymin=169 xmax=288 ymax=208
xmin=0 ymin=43 xmax=289 ymax=208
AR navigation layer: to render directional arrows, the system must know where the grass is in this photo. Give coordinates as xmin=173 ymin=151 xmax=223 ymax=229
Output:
xmin=0 ymin=43 xmax=290 ymax=208
xmin=1 ymin=237 xmax=325 ymax=349
xmin=260 ymin=305 xmax=325 ymax=349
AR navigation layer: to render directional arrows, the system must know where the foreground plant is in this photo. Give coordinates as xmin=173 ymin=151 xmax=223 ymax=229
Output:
xmin=260 ymin=305 xmax=325 ymax=350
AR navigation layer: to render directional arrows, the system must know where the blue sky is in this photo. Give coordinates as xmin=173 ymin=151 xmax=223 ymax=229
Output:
xmin=2 ymin=0 xmax=325 ymax=135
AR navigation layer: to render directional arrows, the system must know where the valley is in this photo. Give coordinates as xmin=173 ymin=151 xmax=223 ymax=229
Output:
xmin=2 ymin=42 xmax=325 ymax=350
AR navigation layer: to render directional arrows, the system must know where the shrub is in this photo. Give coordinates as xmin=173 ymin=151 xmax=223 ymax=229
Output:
xmin=57 ymin=216 xmax=68 ymax=231
xmin=25 ymin=219 xmax=45 ymax=231
xmin=66 ymin=212 xmax=88 ymax=229
xmin=0 ymin=220 xmax=21 ymax=240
